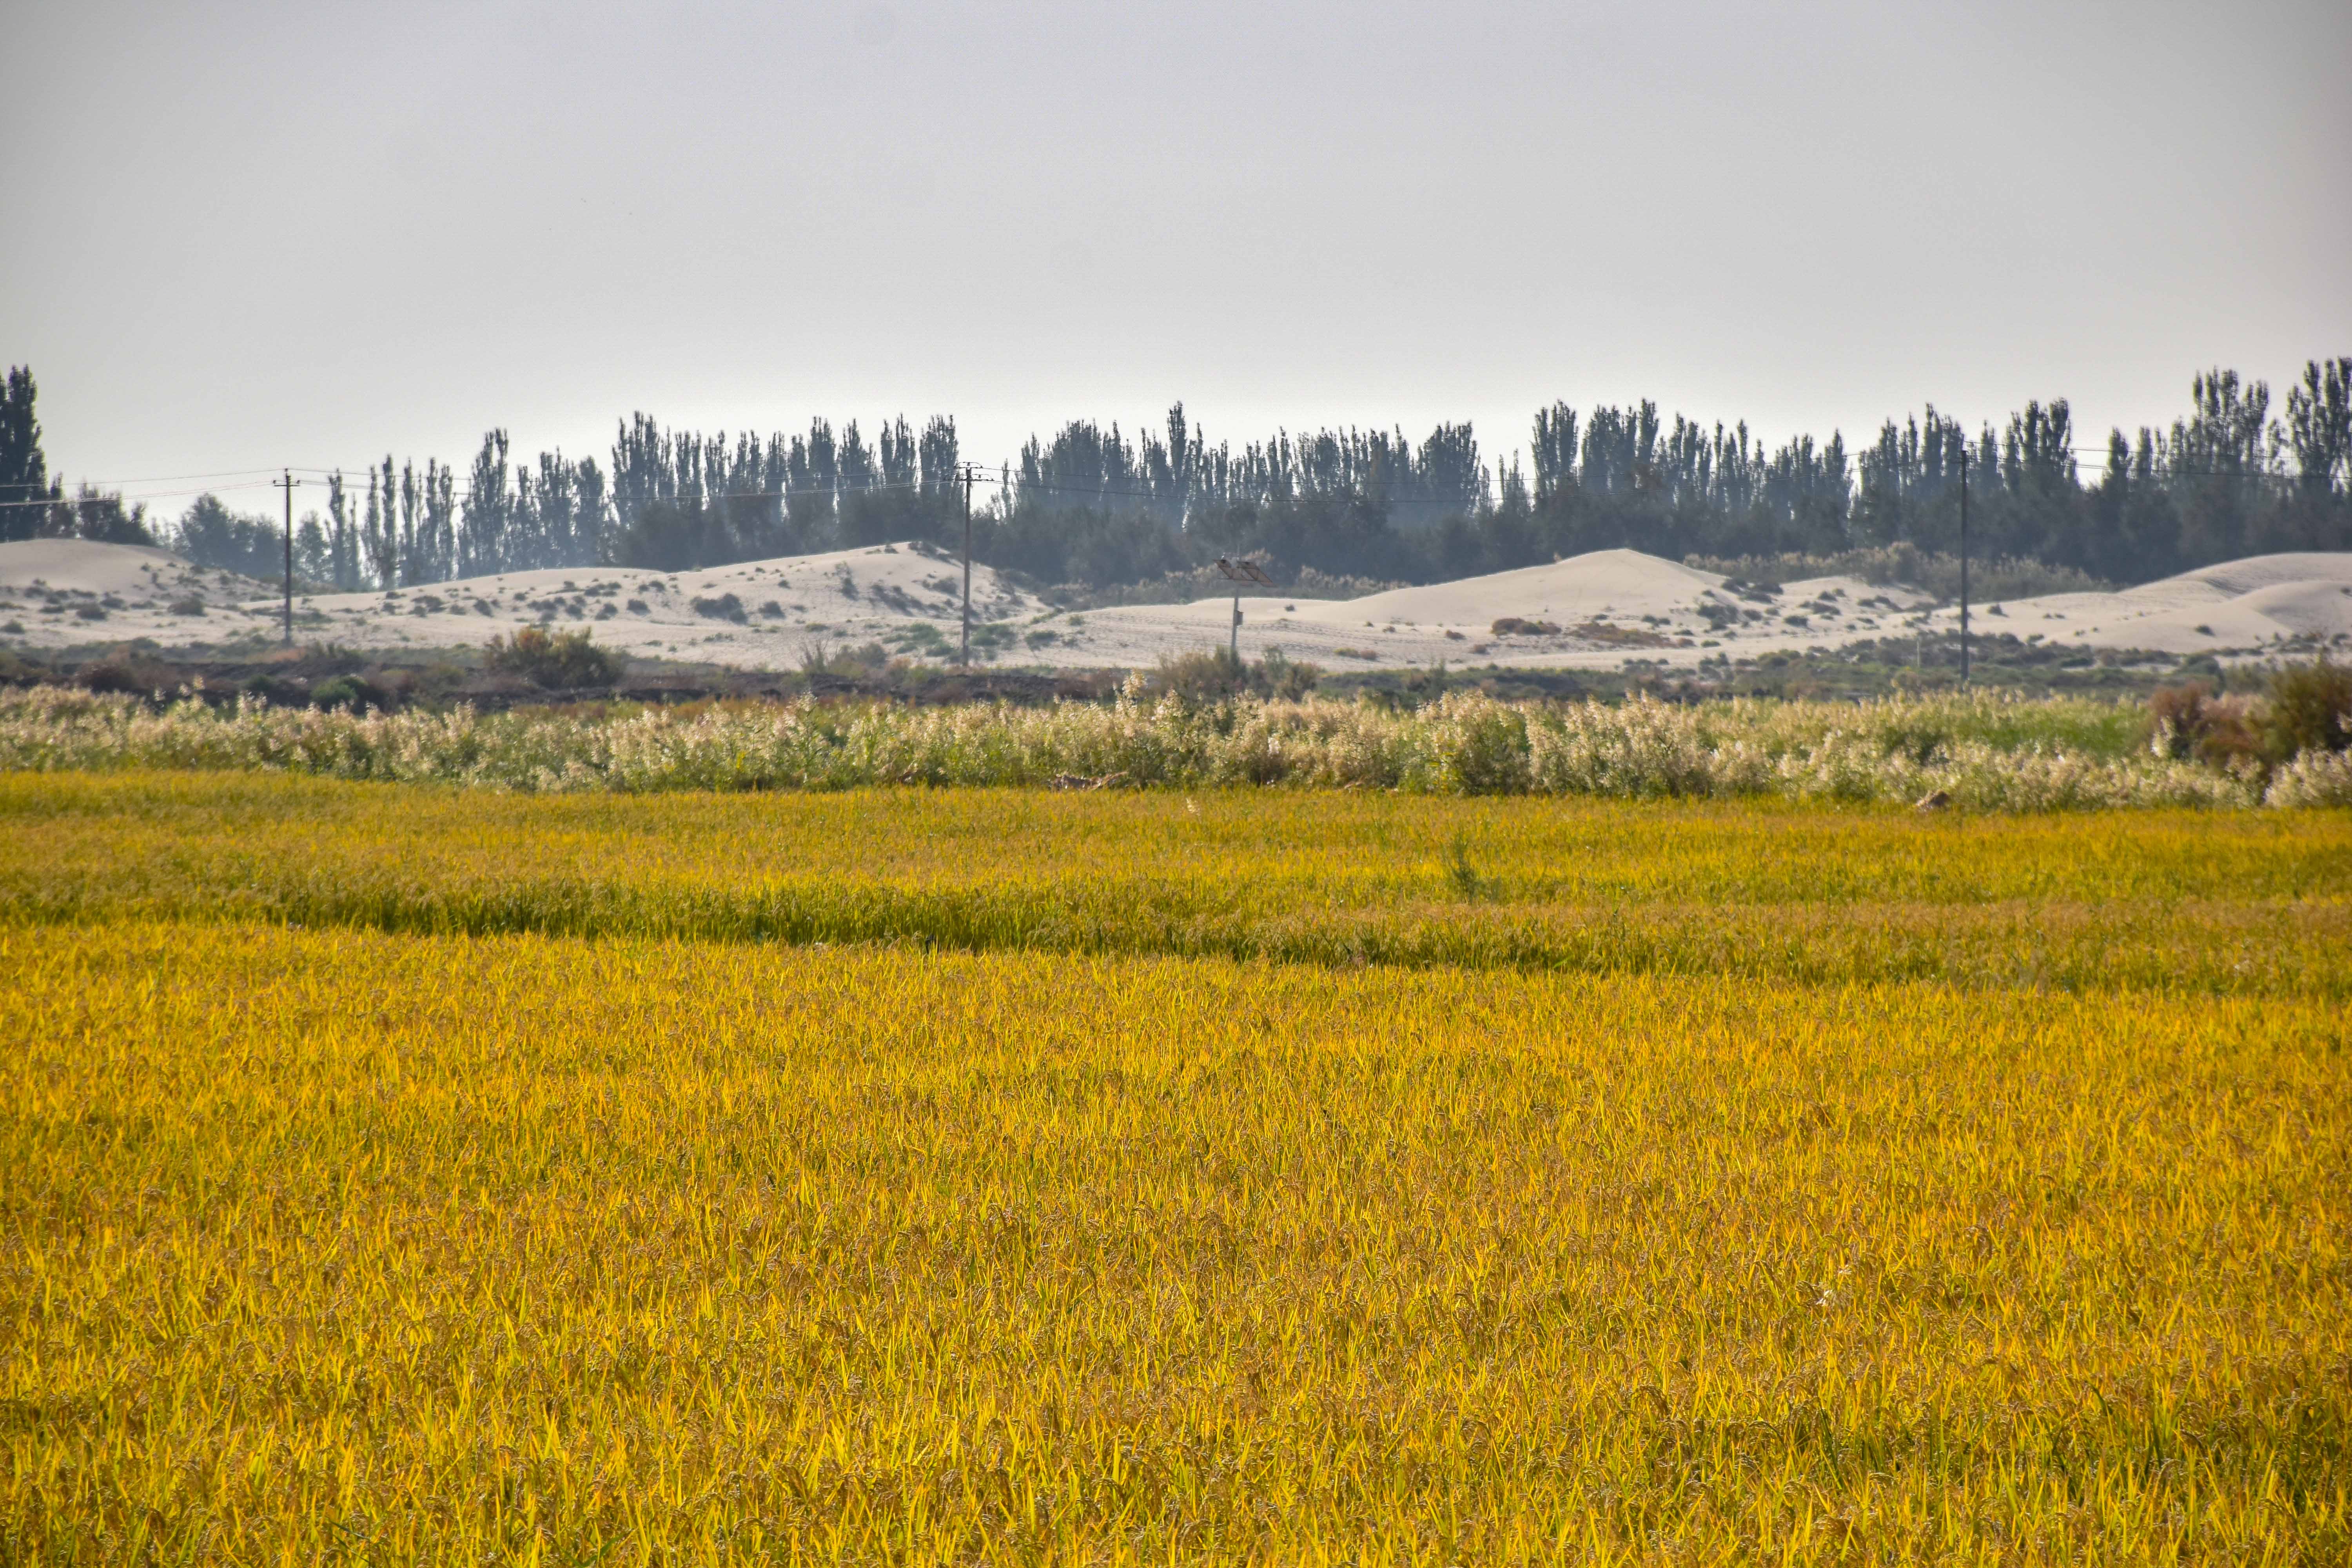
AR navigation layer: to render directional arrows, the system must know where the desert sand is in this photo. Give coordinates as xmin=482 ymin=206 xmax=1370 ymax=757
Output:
xmin=5 ymin=537 xmax=2348 ymax=672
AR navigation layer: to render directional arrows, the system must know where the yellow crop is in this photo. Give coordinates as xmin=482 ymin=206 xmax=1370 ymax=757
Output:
xmin=6 ymin=772 xmax=2348 ymax=995
xmin=1 ymin=775 xmax=2347 ymax=1562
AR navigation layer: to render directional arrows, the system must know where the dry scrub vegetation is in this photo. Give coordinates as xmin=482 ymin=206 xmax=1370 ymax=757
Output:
xmin=1 ymin=779 xmax=2347 ymax=1561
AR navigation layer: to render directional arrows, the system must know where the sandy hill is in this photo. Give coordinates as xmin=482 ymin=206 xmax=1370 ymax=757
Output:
xmin=1926 ymin=553 xmax=2352 ymax=657
xmin=1047 ymin=548 xmax=1932 ymax=670
xmin=0 ymin=539 xmax=282 ymax=639
xmin=0 ymin=537 xmax=279 ymax=600
xmin=6 ymin=537 xmax=2348 ymax=673
xmin=1 ymin=538 xmax=1040 ymax=667
xmin=1345 ymin=549 xmax=1728 ymax=625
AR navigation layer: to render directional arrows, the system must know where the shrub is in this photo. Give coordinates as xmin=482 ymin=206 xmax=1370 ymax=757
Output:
xmin=310 ymin=673 xmax=388 ymax=713
xmin=1252 ymin=650 xmax=1321 ymax=701
xmin=2263 ymin=658 xmax=2352 ymax=760
xmin=1574 ymin=619 xmax=1675 ymax=648
xmin=240 ymin=673 xmax=307 ymax=707
xmin=485 ymin=625 xmax=622 ymax=689
xmin=1153 ymin=647 xmax=1247 ymax=702
xmin=80 ymin=657 xmax=179 ymax=697
xmin=1491 ymin=617 xmax=1560 ymax=637
xmin=2149 ymin=681 xmax=2263 ymax=766
xmin=691 ymin=593 xmax=746 ymax=623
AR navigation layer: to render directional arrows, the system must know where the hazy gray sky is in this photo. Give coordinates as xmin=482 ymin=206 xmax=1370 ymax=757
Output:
xmin=4 ymin=0 xmax=2346 ymax=513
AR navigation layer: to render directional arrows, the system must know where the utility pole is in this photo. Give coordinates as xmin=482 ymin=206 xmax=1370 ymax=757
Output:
xmin=958 ymin=462 xmax=974 ymax=666
xmin=273 ymin=469 xmax=302 ymax=647
xmin=1957 ymin=446 xmax=1970 ymax=685
xmin=1213 ymin=557 xmax=1272 ymax=664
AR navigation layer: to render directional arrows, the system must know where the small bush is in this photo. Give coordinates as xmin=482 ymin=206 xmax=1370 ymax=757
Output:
xmin=485 ymin=625 xmax=622 ymax=690
xmin=80 ymin=657 xmax=178 ymax=697
xmin=240 ymin=673 xmax=308 ymax=707
xmin=691 ymin=593 xmax=747 ymax=623
xmin=1574 ymin=620 xmax=1676 ymax=648
xmin=1154 ymin=648 xmax=1248 ymax=702
xmin=310 ymin=674 xmax=388 ymax=713
xmin=1143 ymin=648 xmax=1321 ymax=702
xmin=1492 ymin=618 xmax=1561 ymax=637
xmin=2264 ymin=658 xmax=2352 ymax=760
xmin=893 ymin=623 xmax=955 ymax=659
xmin=1253 ymin=650 xmax=1321 ymax=701
xmin=2149 ymin=682 xmax=2263 ymax=766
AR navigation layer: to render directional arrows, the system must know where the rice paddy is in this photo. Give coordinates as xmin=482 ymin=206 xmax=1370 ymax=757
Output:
xmin=2 ymin=773 xmax=2346 ymax=1561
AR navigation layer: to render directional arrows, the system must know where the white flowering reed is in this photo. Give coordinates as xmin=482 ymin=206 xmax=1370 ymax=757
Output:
xmin=0 ymin=682 xmax=2336 ymax=808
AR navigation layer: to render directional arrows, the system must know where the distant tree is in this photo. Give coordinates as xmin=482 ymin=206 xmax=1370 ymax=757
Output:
xmin=0 ymin=366 xmax=59 ymax=543
xmin=2170 ymin=369 xmax=2275 ymax=565
xmin=460 ymin=431 xmax=512 ymax=576
xmin=173 ymin=494 xmax=282 ymax=577
xmin=325 ymin=472 xmax=362 ymax=588
xmin=270 ymin=360 xmax=2352 ymax=593
xmin=785 ymin=418 xmax=838 ymax=545
xmin=294 ymin=510 xmax=330 ymax=582
xmin=420 ymin=460 xmax=458 ymax=578
xmin=362 ymin=462 xmax=395 ymax=588
xmin=396 ymin=461 xmax=421 ymax=584
xmin=2285 ymin=359 xmax=2352 ymax=498
xmin=2277 ymin=358 xmax=2352 ymax=551
xmin=58 ymin=484 xmax=153 ymax=545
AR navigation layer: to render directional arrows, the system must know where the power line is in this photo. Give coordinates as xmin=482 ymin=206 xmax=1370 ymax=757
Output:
xmin=6 ymin=450 xmax=2332 ymax=515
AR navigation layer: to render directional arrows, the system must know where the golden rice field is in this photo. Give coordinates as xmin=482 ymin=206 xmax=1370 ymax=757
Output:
xmin=2 ymin=773 xmax=2348 ymax=1563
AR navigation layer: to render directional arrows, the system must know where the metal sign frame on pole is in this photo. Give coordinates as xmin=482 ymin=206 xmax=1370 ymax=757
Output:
xmin=1213 ymin=557 xmax=1272 ymax=662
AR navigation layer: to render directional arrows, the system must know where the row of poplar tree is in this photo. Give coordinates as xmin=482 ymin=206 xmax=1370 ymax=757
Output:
xmin=4 ymin=361 xmax=2347 ymax=591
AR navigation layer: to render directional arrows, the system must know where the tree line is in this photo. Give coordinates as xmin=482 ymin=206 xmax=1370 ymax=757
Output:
xmin=4 ymin=360 xmax=2346 ymax=592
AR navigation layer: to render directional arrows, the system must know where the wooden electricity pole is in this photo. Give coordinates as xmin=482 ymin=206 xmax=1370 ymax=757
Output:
xmin=959 ymin=462 xmax=974 ymax=666
xmin=1957 ymin=446 xmax=1971 ymax=685
xmin=272 ymin=469 xmax=301 ymax=646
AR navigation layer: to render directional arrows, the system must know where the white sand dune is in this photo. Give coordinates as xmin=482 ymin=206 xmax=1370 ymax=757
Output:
xmin=1055 ymin=549 xmax=1933 ymax=669
xmin=6 ymin=537 xmax=2349 ymax=672
xmin=1929 ymin=554 xmax=2352 ymax=658
xmin=0 ymin=539 xmax=284 ymax=641
xmin=2 ymin=538 xmax=1041 ymax=667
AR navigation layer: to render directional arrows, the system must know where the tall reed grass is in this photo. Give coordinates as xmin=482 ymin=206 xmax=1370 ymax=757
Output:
xmin=7 ymin=683 xmax=2347 ymax=807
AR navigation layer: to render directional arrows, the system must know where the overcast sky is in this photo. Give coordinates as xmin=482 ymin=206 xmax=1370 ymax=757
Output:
xmin=3 ymin=0 xmax=2346 ymax=514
